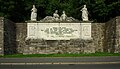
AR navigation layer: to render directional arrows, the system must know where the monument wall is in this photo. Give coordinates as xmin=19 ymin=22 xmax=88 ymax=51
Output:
xmin=0 ymin=17 xmax=16 ymax=55
xmin=16 ymin=23 xmax=27 ymax=53
xmin=15 ymin=17 xmax=120 ymax=54
xmin=15 ymin=22 xmax=105 ymax=54
xmin=92 ymin=23 xmax=105 ymax=52
xmin=23 ymin=22 xmax=93 ymax=54
xmin=4 ymin=18 xmax=16 ymax=54
xmin=1 ymin=16 xmax=120 ymax=55
xmin=105 ymin=16 xmax=120 ymax=53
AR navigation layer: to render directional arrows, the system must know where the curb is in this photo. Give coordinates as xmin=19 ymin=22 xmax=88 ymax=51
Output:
xmin=0 ymin=62 xmax=120 ymax=65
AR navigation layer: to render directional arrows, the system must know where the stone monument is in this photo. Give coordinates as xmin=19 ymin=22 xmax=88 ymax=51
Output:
xmin=81 ymin=5 xmax=89 ymax=21
xmin=31 ymin=5 xmax=37 ymax=21
xmin=25 ymin=8 xmax=93 ymax=54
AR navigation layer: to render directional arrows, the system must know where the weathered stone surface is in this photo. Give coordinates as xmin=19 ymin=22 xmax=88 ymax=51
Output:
xmin=92 ymin=23 xmax=105 ymax=52
xmin=16 ymin=23 xmax=27 ymax=53
xmin=24 ymin=38 xmax=94 ymax=54
xmin=105 ymin=16 xmax=120 ymax=53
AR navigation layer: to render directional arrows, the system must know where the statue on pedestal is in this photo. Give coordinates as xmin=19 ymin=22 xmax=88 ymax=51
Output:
xmin=81 ymin=5 xmax=89 ymax=21
xmin=53 ymin=10 xmax=59 ymax=21
xmin=60 ymin=11 xmax=67 ymax=21
xmin=31 ymin=5 xmax=37 ymax=21
xmin=39 ymin=10 xmax=79 ymax=22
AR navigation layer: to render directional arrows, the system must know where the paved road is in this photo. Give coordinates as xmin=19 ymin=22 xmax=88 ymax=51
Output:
xmin=0 ymin=56 xmax=120 ymax=63
xmin=0 ymin=64 xmax=120 ymax=69
xmin=0 ymin=57 xmax=120 ymax=69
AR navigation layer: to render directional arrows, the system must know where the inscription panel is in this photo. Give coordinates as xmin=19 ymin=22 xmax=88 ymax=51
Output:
xmin=81 ymin=23 xmax=92 ymax=39
xmin=27 ymin=23 xmax=91 ymax=40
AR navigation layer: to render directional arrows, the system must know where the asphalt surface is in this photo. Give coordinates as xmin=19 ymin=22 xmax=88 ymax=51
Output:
xmin=0 ymin=64 xmax=120 ymax=69
xmin=0 ymin=57 xmax=120 ymax=69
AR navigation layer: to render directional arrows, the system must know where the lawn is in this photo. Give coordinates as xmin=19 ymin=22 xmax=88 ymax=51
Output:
xmin=0 ymin=53 xmax=120 ymax=58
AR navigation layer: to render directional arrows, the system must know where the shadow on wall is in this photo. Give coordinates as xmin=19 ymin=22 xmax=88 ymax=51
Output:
xmin=3 ymin=18 xmax=17 ymax=55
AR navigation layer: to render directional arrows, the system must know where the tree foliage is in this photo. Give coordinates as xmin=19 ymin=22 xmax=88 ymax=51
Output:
xmin=0 ymin=0 xmax=120 ymax=22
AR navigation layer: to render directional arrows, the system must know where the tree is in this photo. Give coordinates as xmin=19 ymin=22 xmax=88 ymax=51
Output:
xmin=0 ymin=0 xmax=120 ymax=22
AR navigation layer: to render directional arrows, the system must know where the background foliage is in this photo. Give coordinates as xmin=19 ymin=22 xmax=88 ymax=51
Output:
xmin=0 ymin=0 xmax=120 ymax=22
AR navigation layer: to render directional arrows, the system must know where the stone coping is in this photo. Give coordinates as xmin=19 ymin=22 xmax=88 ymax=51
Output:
xmin=26 ymin=20 xmax=93 ymax=23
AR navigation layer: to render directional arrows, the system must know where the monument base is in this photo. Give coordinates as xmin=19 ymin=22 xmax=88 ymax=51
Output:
xmin=24 ymin=17 xmax=93 ymax=54
xmin=23 ymin=39 xmax=95 ymax=54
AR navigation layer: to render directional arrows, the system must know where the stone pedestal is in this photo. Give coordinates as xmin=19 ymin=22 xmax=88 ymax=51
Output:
xmin=23 ymin=21 xmax=93 ymax=54
xmin=24 ymin=39 xmax=94 ymax=54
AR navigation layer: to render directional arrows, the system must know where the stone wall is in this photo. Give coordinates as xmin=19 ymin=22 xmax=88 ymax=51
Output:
xmin=24 ymin=39 xmax=95 ymax=54
xmin=105 ymin=16 xmax=120 ymax=53
xmin=4 ymin=18 xmax=16 ymax=54
xmin=13 ymin=17 xmax=120 ymax=54
xmin=16 ymin=23 xmax=27 ymax=53
xmin=0 ymin=18 xmax=107 ymax=55
xmin=1 ymin=16 xmax=120 ymax=55
xmin=0 ymin=17 xmax=4 ymax=56
xmin=105 ymin=17 xmax=116 ymax=53
xmin=0 ymin=17 xmax=16 ymax=55
xmin=92 ymin=23 xmax=105 ymax=52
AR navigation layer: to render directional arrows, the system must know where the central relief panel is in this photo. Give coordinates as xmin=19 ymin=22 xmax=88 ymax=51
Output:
xmin=27 ymin=23 xmax=81 ymax=40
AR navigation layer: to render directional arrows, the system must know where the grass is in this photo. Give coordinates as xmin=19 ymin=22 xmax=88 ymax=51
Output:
xmin=0 ymin=53 xmax=120 ymax=58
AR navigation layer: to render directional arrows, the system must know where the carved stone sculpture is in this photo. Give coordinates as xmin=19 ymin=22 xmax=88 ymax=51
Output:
xmin=31 ymin=5 xmax=37 ymax=21
xmin=40 ymin=10 xmax=79 ymax=22
xmin=53 ymin=10 xmax=59 ymax=21
xmin=60 ymin=11 xmax=67 ymax=21
xmin=81 ymin=5 xmax=89 ymax=21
